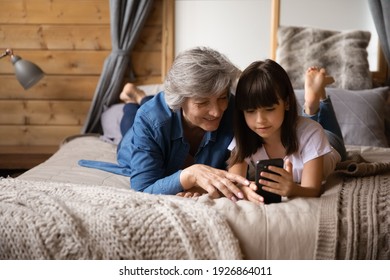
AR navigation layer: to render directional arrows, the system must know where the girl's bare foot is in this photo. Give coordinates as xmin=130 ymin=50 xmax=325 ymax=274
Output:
xmin=304 ymin=67 xmax=334 ymax=115
xmin=119 ymin=83 xmax=146 ymax=104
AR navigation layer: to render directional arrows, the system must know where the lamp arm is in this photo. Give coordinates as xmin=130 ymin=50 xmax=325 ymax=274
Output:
xmin=0 ymin=49 xmax=13 ymax=59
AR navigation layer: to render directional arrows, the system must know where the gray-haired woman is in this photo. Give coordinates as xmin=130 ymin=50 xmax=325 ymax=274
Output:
xmin=79 ymin=47 xmax=249 ymax=200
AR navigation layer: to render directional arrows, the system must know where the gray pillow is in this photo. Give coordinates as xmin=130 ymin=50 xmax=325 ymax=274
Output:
xmin=277 ymin=26 xmax=372 ymax=90
xmin=294 ymin=87 xmax=389 ymax=147
xmin=100 ymin=103 xmax=124 ymax=144
xmin=100 ymin=84 xmax=164 ymax=144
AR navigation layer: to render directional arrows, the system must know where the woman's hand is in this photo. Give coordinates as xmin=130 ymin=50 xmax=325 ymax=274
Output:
xmin=180 ymin=164 xmax=249 ymax=201
xmin=176 ymin=191 xmax=202 ymax=198
xmin=240 ymin=182 xmax=264 ymax=205
xmin=176 ymin=186 xmax=205 ymax=198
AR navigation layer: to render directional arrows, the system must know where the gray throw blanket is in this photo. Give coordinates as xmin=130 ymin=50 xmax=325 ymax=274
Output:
xmin=0 ymin=178 xmax=242 ymax=260
xmin=335 ymin=153 xmax=390 ymax=177
xmin=316 ymin=153 xmax=390 ymax=259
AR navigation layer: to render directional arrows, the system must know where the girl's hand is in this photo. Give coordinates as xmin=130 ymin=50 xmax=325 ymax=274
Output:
xmin=258 ymin=159 xmax=297 ymax=197
xmin=180 ymin=164 xmax=249 ymax=202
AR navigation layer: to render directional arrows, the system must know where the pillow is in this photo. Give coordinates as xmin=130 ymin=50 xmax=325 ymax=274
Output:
xmin=385 ymin=93 xmax=390 ymax=145
xmin=100 ymin=84 xmax=164 ymax=144
xmin=100 ymin=103 xmax=124 ymax=144
xmin=294 ymin=87 xmax=389 ymax=147
xmin=277 ymin=26 xmax=372 ymax=90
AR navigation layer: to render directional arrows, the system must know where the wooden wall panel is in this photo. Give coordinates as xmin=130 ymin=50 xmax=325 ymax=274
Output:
xmin=0 ymin=50 xmax=161 ymax=80
xmin=0 ymin=0 xmax=110 ymax=24
xmin=0 ymin=0 xmax=174 ymax=152
xmin=0 ymin=25 xmax=112 ymax=50
xmin=0 ymin=126 xmax=81 ymax=145
xmin=0 ymin=100 xmax=90 ymax=125
xmin=0 ymin=75 xmax=98 ymax=100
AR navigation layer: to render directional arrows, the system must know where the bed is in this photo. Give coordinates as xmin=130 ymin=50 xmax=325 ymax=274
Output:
xmin=1 ymin=2 xmax=390 ymax=260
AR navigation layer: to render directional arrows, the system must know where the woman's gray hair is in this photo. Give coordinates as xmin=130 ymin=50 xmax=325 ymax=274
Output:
xmin=164 ymin=46 xmax=241 ymax=110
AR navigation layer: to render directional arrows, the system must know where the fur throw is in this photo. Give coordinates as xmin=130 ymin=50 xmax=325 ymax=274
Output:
xmin=276 ymin=26 xmax=372 ymax=90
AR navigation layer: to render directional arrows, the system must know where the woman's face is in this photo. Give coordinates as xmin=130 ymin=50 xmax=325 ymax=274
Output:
xmin=181 ymin=91 xmax=229 ymax=131
xmin=243 ymin=99 xmax=287 ymax=141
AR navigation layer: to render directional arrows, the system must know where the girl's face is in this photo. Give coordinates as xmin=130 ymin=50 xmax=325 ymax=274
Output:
xmin=181 ymin=91 xmax=229 ymax=131
xmin=243 ymin=99 xmax=288 ymax=141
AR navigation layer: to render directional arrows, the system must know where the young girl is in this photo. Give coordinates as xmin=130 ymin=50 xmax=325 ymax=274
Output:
xmin=228 ymin=59 xmax=347 ymax=204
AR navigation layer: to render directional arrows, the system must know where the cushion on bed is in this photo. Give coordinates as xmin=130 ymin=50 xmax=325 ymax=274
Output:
xmin=101 ymin=84 xmax=164 ymax=144
xmin=101 ymin=103 xmax=124 ymax=144
xmin=276 ymin=26 xmax=372 ymax=90
xmin=295 ymin=87 xmax=389 ymax=147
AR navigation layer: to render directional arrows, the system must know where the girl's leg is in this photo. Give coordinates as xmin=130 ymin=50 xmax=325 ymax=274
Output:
xmin=303 ymin=98 xmax=347 ymax=161
xmin=304 ymin=67 xmax=347 ymax=160
xmin=316 ymin=97 xmax=343 ymax=140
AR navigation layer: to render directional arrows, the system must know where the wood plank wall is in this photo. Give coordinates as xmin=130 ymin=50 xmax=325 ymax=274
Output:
xmin=0 ymin=0 xmax=173 ymax=147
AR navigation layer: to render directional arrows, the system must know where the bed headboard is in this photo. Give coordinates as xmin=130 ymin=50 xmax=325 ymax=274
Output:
xmin=269 ymin=0 xmax=388 ymax=86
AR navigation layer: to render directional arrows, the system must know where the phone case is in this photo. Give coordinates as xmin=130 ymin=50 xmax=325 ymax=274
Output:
xmin=255 ymin=158 xmax=284 ymax=204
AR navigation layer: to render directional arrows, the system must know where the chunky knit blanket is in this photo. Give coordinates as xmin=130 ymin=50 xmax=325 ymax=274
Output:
xmin=0 ymin=178 xmax=242 ymax=260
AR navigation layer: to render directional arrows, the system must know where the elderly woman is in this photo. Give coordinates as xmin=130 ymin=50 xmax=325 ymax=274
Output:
xmin=79 ymin=47 xmax=248 ymax=201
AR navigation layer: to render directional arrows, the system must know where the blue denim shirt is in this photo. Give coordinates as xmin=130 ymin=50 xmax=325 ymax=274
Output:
xmin=79 ymin=92 xmax=234 ymax=195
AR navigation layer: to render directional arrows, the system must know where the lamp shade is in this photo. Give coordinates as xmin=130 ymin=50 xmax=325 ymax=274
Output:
xmin=11 ymin=55 xmax=44 ymax=90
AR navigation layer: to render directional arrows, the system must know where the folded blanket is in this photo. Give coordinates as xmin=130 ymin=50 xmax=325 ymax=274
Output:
xmin=0 ymin=178 xmax=242 ymax=260
xmin=335 ymin=152 xmax=390 ymax=176
xmin=317 ymin=164 xmax=390 ymax=259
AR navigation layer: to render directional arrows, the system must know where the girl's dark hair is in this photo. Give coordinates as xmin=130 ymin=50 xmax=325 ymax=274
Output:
xmin=228 ymin=59 xmax=299 ymax=167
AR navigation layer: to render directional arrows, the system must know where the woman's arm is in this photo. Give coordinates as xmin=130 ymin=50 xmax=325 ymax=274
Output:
xmin=121 ymin=110 xmax=249 ymax=199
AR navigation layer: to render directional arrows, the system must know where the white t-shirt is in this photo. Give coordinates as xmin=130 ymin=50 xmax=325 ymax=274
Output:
xmin=229 ymin=116 xmax=341 ymax=183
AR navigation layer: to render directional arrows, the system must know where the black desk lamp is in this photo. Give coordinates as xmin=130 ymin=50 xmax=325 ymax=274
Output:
xmin=0 ymin=48 xmax=44 ymax=90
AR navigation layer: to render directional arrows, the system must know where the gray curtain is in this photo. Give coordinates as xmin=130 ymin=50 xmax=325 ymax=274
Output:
xmin=82 ymin=0 xmax=154 ymax=133
xmin=368 ymin=0 xmax=390 ymax=83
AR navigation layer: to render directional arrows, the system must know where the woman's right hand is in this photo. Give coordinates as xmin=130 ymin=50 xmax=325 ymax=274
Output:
xmin=180 ymin=164 xmax=249 ymax=201
xmin=241 ymin=182 xmax=264 ymax=205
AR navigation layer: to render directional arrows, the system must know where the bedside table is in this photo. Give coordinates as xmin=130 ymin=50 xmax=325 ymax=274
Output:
xmin=0 ymin=145 xmax=58 ymax=170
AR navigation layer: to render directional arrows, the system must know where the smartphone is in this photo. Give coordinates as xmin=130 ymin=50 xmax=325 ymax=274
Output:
xmin=255 ymin=158 xmax=284 ymax=204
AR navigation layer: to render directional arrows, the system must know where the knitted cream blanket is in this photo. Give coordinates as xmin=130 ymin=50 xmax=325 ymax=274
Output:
xmin=0 ymin=178 xmax=242 ymax=260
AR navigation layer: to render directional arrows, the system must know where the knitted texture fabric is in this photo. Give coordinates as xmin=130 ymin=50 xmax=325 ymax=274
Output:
xmin=335 ymin=153 xmax=390 ymax=177
xmin=316 ymin=172 xmax=390 ymax=259
xmin=0 ymin=178 xmax=242 ymax=260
